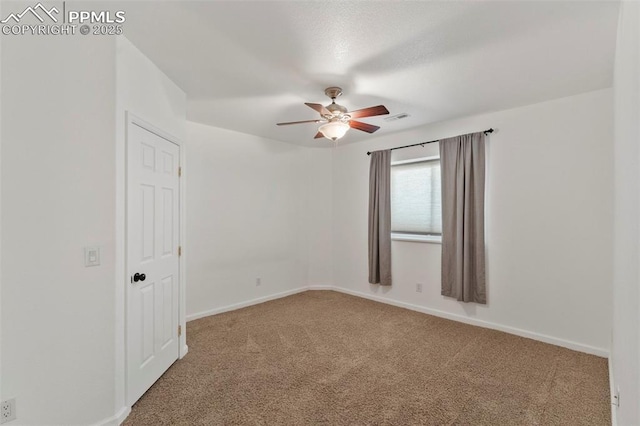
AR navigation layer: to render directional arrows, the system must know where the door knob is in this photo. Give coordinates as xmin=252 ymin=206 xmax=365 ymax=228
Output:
xmin=133 ymin=273 xmax=146 ymax=282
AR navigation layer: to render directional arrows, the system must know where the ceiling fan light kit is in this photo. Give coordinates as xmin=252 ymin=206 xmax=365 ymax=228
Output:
xmin=319 ymin=121 xmax=350 ymax=141
xmin=276 ymin=87 xmax=390 ymax=143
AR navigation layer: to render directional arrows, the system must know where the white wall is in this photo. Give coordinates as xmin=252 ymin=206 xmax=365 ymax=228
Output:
xmin=332 ymin=89 xmax=613 ymax=355
xmin=0 ymin=34 xmax=187 ymax=425
xmin=303 ymin=148 xmax=333 ymax=288
xmin=1 ymin=36 xmax=117 ymax=425
xmin=0 ymin=1 xmax=4 ymax=405
xmin=115 ymin=36 xmax=187 ymax=417
xmin=611 ymin=2 xmax=640 ymax=425
xmin=185 ymin=122 xmax=332 ymax=319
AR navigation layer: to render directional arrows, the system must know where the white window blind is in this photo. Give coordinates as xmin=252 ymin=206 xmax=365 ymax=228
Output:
xmin=391 ymin=159 xmax=442 ymax=235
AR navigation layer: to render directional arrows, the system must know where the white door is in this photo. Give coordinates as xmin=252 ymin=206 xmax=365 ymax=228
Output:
xmin=127 ymin=121 xmax=180 ymax=405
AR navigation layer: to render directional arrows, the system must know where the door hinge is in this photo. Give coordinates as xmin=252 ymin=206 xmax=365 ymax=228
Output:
xmin=178 ymin=325 xmax=182 ymax=337
xmin=178 ymin=246 xmax=182 ymax=256
xmin=178 ymin=166 xmax=182 ymax=177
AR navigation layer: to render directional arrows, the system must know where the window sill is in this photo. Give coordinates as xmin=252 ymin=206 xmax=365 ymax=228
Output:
xmin=391 ymin=233 xmax=442 ymax=244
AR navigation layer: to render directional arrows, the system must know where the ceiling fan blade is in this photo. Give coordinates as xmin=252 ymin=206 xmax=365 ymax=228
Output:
xmin=349 ymin=120 xmax=380 ymax=134
xmin=314 ymin=131 xmax=324 ymax=139
xmin=277 ymin=119 xmax=322 ymax=126
xmin=305 ymin=102 xmax=331 ymax=116
xmin=348 ymin=105 xmax=389 ymax=119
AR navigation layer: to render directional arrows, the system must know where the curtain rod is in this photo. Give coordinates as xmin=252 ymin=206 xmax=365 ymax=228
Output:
xmin=366 ymin=128 xmax=494 ymax=156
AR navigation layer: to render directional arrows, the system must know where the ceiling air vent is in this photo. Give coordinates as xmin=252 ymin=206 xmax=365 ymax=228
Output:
xmin=384 ymin=113 xmax=410 ymax=122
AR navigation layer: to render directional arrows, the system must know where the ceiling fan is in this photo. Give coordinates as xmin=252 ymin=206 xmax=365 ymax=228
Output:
xmin=277 ymin=87 xmax=389 ymax=141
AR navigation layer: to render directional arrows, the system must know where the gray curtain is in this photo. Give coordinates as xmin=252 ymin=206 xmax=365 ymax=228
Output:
xmin=439 ymin=132 xmax=486 ymax=303
xmin=368 ymin=150 xmax=392 ymax=286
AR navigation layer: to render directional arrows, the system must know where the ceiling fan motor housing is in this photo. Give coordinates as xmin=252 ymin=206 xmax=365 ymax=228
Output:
xmin=326 ymin=103 xmax=348 ymax=117
xmin=324 ymin=87 xmax=348 ymax=118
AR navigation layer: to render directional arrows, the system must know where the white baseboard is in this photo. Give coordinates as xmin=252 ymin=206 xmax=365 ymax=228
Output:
xmin=100 ymin=348 xmax=187 ymax=425
xmin=307 ymin=284 xmax=334 ymax=290
xmin=91 ymin=406 xmax=130 ymax=426
xmin=186 ymin=287 xmax=309 ymax=322
xmin=314 ymin=286 xmax=608 ymax=358
xmin=609 ymin=356 xmax=617 ymax=426
xmin=187 ymin=284 xmax=608 ymax=356
xmin=106 ymin=284 xmax=608 ymax=426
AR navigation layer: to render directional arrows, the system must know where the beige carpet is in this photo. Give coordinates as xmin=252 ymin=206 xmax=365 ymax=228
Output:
xmin=124 ymin=291 xmax=610 ymax=425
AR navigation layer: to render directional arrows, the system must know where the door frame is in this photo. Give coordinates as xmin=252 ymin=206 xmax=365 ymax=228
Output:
xmin=117 ymin=111 xmax=188 ymax=410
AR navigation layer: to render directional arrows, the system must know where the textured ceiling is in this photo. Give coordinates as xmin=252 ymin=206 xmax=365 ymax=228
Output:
xmin=116 ymin=1 xmax=619 ymax=147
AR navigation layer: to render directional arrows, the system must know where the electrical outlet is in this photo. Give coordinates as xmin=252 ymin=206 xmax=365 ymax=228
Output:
xmin=256 ymin=277 xmax=261 ymax=286
xmin=416 ymin=283 xmax=423 ymax=293
xmin=1 ymin=398 xmax=16 ymax=424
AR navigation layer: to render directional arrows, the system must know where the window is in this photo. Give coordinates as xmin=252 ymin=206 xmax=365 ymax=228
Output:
xmin=390 ymin=157 xmax=442 ymax=243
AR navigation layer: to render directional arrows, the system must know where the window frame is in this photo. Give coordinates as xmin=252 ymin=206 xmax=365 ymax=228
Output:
xmin=390 ymin=155 xmax=443 ymax=244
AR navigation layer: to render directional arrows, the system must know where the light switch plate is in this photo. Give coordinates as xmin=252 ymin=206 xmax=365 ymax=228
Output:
xmin=84 ymin=247 xmax=100 ymax=267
